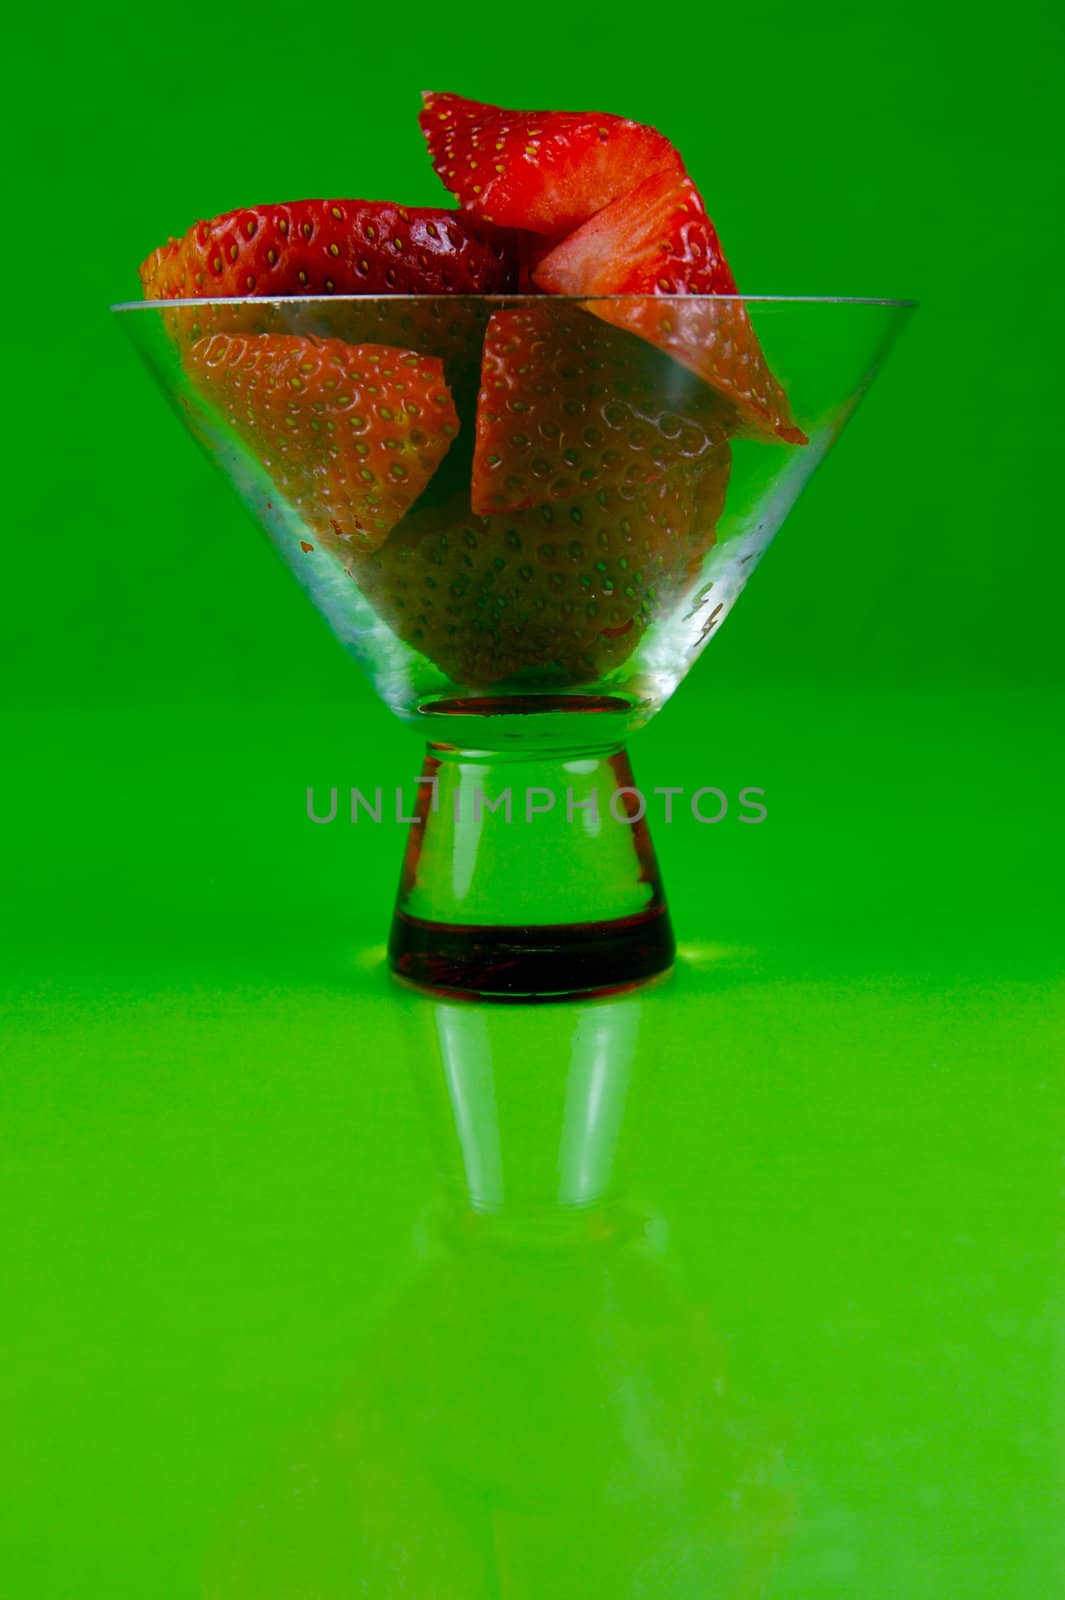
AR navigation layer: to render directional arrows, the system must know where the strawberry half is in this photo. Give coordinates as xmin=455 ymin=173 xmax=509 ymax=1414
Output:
xmin=359 ymin=454 xmax=729 ymax=688
xmin=186 ymin=334 xmax=459 ymax=556
xmin=535 ymin=170 xmax=737 ymax=299
xmin=534 ymin=171 xmax=806 ymax=445
xmin=419 ymin=91 xmax=684 ymax=237
xmin=472 ymin=305 xmax=728 ymax=515
xmin=139 ymin=199 xmax=517 ymax=299
xmin=162 ymin=296 xmax=490 ymax=423
xmin=141 ymin=200 xmax=516 ymax=410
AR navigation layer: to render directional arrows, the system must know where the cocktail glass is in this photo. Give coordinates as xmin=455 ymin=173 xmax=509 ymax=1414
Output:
xmin=113 ymin=293 xmax=913 ymax=999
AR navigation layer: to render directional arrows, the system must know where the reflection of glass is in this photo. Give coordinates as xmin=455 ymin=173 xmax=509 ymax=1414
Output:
xmin=114 ymin=294 xmax=912 ymax=999
xmin=203 ymin=986 xmax=792 ymax=1598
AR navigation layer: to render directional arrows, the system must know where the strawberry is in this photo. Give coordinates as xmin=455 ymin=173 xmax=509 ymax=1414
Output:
xmin=139 ymin=199 xmax=517 ymax=299
xmin=533 ymin=171 xmax=807 ymax=445
xmin=536 ymin=170 xmax=738 ymax=299
xmin=419 ymin=91 xmax=684 ymax=237
xmin=472 ymin=305 xmax=729 ymax=515
xmin=158 ymin=296 xmax=493 ymax=435
xmin=515 ymin=231 xmax=555 ymax=292
xmin=358 ymin=450 xmax=729 ymax=687
xmin=141 ymin=200 xmax=515 ymax=405
xmin=185 ymin=333 xmax=459 ymax=556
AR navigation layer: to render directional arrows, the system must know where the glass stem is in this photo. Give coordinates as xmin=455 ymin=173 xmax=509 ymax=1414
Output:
xmin=388 ymin=743 xmax=674 ymax=1001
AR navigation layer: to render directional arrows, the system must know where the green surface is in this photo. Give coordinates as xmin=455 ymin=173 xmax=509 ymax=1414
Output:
xmin=3 ymin=1 xmax=1064 ymax=1594
xmin=2 ymin=691 xmax=1062 ymax=1594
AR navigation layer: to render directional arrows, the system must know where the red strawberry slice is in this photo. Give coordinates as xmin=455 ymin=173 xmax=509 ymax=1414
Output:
xmin=141 ymin=200 xmax=515 ymax=403
xmin=161 ymin=295 xmax=491 ymax=425
xmin=515 ymin=230 xmax=555 ymax=292
xmin=158 ymin=298 xmax=495 ymax=442
xmin=472 ymin=305 xmax=729 ymax=514
xmin=419 ymin=91 xmax=684 ymax=237
xmin=185 ymin=333 xmax=459 ymax=556
xmin=535 ymin=170 xmax=738 ymax=298
xmin=139 ymin=199 xmax=518 ymax=299
xmin=358 ymin=450 xmax=729 ymax=687
xmin=533 ymin=171 xmax=807 ymax=445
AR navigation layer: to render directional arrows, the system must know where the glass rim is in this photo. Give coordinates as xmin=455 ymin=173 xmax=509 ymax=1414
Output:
xmin=110 ymin=292 xmax=918 ymax=313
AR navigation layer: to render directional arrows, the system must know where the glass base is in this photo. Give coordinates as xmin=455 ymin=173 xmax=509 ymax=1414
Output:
xmin=390 ymin=904 xmax=674 ymax=1001
xmin=388 ymin=739 xmax=675 ymax=1001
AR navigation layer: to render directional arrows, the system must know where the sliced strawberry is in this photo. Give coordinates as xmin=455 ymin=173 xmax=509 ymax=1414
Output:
xmin=359 ymin=449 xmax=729 ymax=687
xmin=158 ymin=297 xmax=493 ymax=433
xmin=534 ymin=171 xmax=806 ymax=445
xmin=139 ymin=199 xmax=518 ymax=299
xmin=186 ymin=333 xmax=459 ymax=556
xmin=142 ymin=236 xmax=186 ymax=298
xmin=514 ymin=230 xmax=555 ymax=292
xmin=534 ymin=170 xmax=737 ymax=298
xmin=472 ymin=305 xmax=728 ymax=514
xmin=419 ymin=91 xmax=684 ymax=237
xmin=141 ymin=200 xmax=514 ymax=403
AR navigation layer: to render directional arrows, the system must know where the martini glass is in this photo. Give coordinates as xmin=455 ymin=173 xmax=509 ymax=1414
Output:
xmin=113 ymin=293 xmax=912 ymax=999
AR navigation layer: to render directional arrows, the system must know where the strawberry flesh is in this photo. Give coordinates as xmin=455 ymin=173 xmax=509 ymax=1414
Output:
xmin=420 ymin=91 xmax=684 ymax=237
xmin=534 ymin=171 xmax=806 ymax=445
xmin=535 ymin=170 xmax=737 ymax=296
xmin=186 ymin=333 xmax=459 ymax=556
xmin=473 ymin=305 xmax=729 ymax=514
xmin=139 ymin=199 xmax=518 ymax=299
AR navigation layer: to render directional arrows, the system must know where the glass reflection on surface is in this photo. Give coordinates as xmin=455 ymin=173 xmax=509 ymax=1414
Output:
xmin=204 ymin=982 xmax=791 ymax=1597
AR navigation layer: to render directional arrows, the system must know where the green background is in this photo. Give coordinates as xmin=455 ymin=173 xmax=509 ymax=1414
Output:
xmin=2 ymin=2 xmax=1062 ymax=1595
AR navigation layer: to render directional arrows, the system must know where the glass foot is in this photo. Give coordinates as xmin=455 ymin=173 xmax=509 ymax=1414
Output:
xmin=388 ymin=741 xmax=674 ymax=1001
